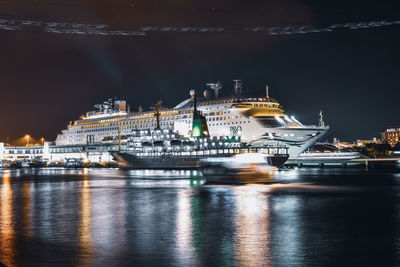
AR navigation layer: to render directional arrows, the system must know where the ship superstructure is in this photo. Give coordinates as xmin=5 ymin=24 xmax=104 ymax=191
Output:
xmin=56 ymin=81 xmax=329 ymax=157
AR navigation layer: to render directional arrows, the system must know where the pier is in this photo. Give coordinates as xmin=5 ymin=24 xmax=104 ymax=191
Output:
xmin=285 ymin=154 xmax=400 ymax=168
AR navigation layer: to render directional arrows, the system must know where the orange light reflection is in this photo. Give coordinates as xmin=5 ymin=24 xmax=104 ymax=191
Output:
xmin=0 ymin=170 xmax=17 ymax=266
xmin=22 ymin=181 xmax=32 ymax=237
xmin=77 ymin=169 xmax=93 ymax=267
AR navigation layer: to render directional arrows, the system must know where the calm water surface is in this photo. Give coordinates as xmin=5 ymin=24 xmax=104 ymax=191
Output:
xmin=1 ymin=168 xmax=400 ymax=266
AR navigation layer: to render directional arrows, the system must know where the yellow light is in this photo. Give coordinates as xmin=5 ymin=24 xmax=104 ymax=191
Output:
xmin=25 ymin=134 xmax=30 ymax=147
xmin=192 ymin=127 xmax=200 ymax=137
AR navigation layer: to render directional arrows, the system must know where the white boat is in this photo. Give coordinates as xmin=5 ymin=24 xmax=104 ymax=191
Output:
xmin=285 ymin=142 xmax=366 ymax=167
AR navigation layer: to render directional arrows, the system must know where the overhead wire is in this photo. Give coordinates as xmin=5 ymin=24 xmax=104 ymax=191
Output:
xmin=0 ymin=18 xmax=399 ymax=36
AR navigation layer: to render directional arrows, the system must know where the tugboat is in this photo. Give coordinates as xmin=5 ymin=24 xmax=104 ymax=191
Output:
xmin=115 ymin=91 xmax=289 ymax=169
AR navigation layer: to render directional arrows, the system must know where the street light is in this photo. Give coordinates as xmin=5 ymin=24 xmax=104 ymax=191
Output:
xmin=41 ymin=137 xmax=44 ymax=146
xmin=25 ymin=134 xmax=30 ymax=147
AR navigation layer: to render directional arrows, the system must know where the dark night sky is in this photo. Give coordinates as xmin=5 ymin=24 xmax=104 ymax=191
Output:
xmin=0 ymin=0 xmax=400 ymax=142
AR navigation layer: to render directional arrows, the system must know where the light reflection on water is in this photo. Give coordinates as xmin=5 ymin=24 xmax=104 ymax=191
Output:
xmin=78 ymin=169 xmax=92 ymax=267
xmin=0 ymin=167 xmax=399 ymax=266
xmin=234 ymin=185 xmax=271 ymax=266
xmin=21 ymin=181 xmax=32 ymax=238
xmin=176 ymin=190 xmax=196 ymax=266
xmin=0 ymin=170 xmax=16 ymax=267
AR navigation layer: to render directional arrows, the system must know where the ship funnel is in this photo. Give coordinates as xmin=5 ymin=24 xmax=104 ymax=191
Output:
xmin=206 ymin=82 xmax=222 ymax=98
xmin=191 ymin=90 xmax=210 ymax=138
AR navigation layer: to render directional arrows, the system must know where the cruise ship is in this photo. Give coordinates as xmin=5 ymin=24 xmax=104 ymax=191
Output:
xmin=55 ymin=81 xmax=329 ymax=158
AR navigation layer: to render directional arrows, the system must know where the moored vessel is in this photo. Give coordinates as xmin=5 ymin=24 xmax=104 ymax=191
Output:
xmin=55 ymin=80 xmax=329 ymax=159
xmin=115 ymin=90 xmax=289 ymax=169
xmin=115 ymin=129 xmax=289 ymax=169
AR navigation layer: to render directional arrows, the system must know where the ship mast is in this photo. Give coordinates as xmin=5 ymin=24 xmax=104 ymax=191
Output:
xmin=233 ymin=79 xmax=243 ymax=95
xmin=319 ymin=110 xmax=325 ymax=127
xmin=150 ymin=100 xmax=167 ymax=130
xmin=206 ymin=82 xmax=222 ymax=98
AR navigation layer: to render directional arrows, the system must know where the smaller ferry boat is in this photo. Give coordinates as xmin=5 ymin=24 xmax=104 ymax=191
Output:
xmin=285 ymin=142 xmax=366 ymax=167
xmin=115 ymin=129 xmax=289 ymax=169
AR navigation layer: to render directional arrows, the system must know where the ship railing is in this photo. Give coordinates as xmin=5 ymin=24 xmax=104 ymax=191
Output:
xmin=132 ymin=146 xmax=288 ymax=158
xmin=281 ymin=124 xmax=329 ymax=129
xmin=299 ymin=152 xmax=361 ymax=157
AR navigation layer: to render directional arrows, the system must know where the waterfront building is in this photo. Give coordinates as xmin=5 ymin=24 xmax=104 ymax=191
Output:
xmin=332 ymin=138 xmax=355 ymax=149
xmin=381 ymin=128 xmax=400 ymax=146
xmin=1 ymin=144 xmax=46 ymax=161
xmin=333 ymin=137 xmax=380 ymax=149
xmin=0 ymin=142 xmax=114 ymax=163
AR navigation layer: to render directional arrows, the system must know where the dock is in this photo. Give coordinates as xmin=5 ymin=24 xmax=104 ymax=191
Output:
xmin=285 ymin=154 xmax=400 ymax=168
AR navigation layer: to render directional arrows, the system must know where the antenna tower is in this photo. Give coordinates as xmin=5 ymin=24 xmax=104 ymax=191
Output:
xmin=233 ymin=80 xmax=243 ymax=95
xmin=206 ymin=82 xmax=223 ymax=98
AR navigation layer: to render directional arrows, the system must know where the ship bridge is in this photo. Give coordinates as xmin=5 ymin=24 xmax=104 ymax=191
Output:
xmin=231 ymin=97 xmax=302 ymax=128
xmin=233 ymin=97 xmax=285 ymax=117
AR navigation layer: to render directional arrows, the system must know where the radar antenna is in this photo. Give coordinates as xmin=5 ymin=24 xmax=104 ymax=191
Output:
xmin=206 ymin=82 xmax=222 ymax=98
xmin=233 ymin=79 xmax=243 ymax=95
